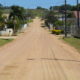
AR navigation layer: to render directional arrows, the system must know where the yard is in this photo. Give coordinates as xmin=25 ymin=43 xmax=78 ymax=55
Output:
xmin=0 ymin=39 xmax=13 ymax=46
xmin=63 ymin=37 xmax=80 ymax=52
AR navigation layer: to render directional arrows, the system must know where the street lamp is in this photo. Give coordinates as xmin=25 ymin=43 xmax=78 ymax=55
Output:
xmin=64 ymin=0 xmax=67 ymax=37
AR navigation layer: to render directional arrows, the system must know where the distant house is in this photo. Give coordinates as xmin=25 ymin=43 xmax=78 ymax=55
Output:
xmin=71 ymin=11 xmax=80 ymax=37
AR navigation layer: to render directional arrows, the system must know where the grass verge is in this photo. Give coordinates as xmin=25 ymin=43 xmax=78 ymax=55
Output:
xmin=0 ymin=39 xmax=13 ymax=46
xmin=27 ymin=19 xmax=33 ymax=23
xmin=63 ymin=37 xmax=80 ymax=52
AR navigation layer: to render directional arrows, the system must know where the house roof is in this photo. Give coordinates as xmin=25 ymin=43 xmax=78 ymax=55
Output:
xmin=73 ymin=11 xmax=80 ymax=18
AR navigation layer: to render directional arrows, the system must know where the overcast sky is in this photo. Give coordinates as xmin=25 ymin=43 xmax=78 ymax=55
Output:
xmin=0 ymin=0 xmax=80 ymax=9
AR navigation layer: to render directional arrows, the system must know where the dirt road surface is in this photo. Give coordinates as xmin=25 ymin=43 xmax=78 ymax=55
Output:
xmin=0 ymin=18 xmax=80 ymax=80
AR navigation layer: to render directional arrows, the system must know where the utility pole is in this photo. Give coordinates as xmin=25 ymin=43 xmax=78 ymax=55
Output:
xmin=64 ymin=0 xmax=67 ymax=37
xmin=77 ymin=0 xmax=80 ymax=29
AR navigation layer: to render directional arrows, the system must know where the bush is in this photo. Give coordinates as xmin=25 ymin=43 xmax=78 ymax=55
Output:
xmin=51 ymin=30 xmax=63 ymax=35
xmin=27 ymin=19 xmax=33 ymax=23
xmin=7 ymin=21 xmax=14 ymax=29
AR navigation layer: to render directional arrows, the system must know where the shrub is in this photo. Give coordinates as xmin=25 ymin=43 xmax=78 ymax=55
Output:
xmin=51 ymin=30 xmax=63 ymax=35
xmin=7 ymin=20 xmax=14 ymax=29
xmin=27 ymin=19 xmax=33 ymax=23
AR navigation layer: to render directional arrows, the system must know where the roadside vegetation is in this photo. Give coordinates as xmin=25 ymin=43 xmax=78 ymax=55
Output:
xmin=0 ymin=39 xmax=13 ymax=46
xmin=8 ymin=5 xmax=27 ymax=34
xmin=63 ymin=37 xmax=80 ymax=52
xmin=0 ymin=4 xmax=34 ymax=36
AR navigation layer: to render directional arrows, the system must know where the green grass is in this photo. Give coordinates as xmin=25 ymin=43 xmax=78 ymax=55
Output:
xmin=0 ymin=39 xmax=13 ymax=46
xmin=27 ymin=19 xmax=33 ymax=23
xmin=63 ymin=37 xmax=80 ymax=52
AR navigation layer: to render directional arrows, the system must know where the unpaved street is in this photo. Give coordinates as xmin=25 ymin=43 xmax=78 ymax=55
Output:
xmin=0 ymin=18 xmax=80 ymax=80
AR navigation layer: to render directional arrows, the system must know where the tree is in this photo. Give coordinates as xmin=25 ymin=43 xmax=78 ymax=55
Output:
xmin=0 ymin=4 xmax=3 ymax=9
xmin=9 ymin=6 xmax=26 ymax=20
xmin=26 ymin=10 xmax=35 ymax=19
xmin=52 ymin=4 xmax=79 ymax=11
xmin=0 ymin=10 xmax=5 ymax=30
xmin=45 ymin=11 xmax=57 ymax=29
xmin=67 ymin=12 xmax=74 ymax=18
xmin=36 ymin=6 xmax=47 ymax=10
xmin=53 ymin=6 xmax=60 ymax=10
xmin=71 ymin=6 xmax=77 ymax=11
xmin=50 ymin=6 xmax=53 ymax=11
xmin=8 ymin=5 xmax=26 ymax=33
xmin=55 ymin=20 xmax=64 ymax=26
xmin=59 ymin=4 xmax=72 ymax=11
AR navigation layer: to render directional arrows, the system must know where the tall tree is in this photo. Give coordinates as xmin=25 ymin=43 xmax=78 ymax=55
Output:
xmin=8 ymin=6 xmax=26 ymax=33
xmin=45 ymin=11 xmax=57 ymax=29
xmin=0 ymin=10 xmax=5 ymax=30
xmin=0 ymin=4 xmax=3 ymax=9
xmin=9 ymin=6 xmax=26 ymax=20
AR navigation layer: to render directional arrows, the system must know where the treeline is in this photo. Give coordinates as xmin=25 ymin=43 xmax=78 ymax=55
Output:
xmin=51 ymin=4 xmax=80 ymax=11
xmin=0 ymin=4 xmax=10 ymax=9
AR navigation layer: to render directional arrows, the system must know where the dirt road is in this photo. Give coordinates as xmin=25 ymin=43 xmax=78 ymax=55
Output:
xmin=0 ymin=18 xmax=80 ymax=80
